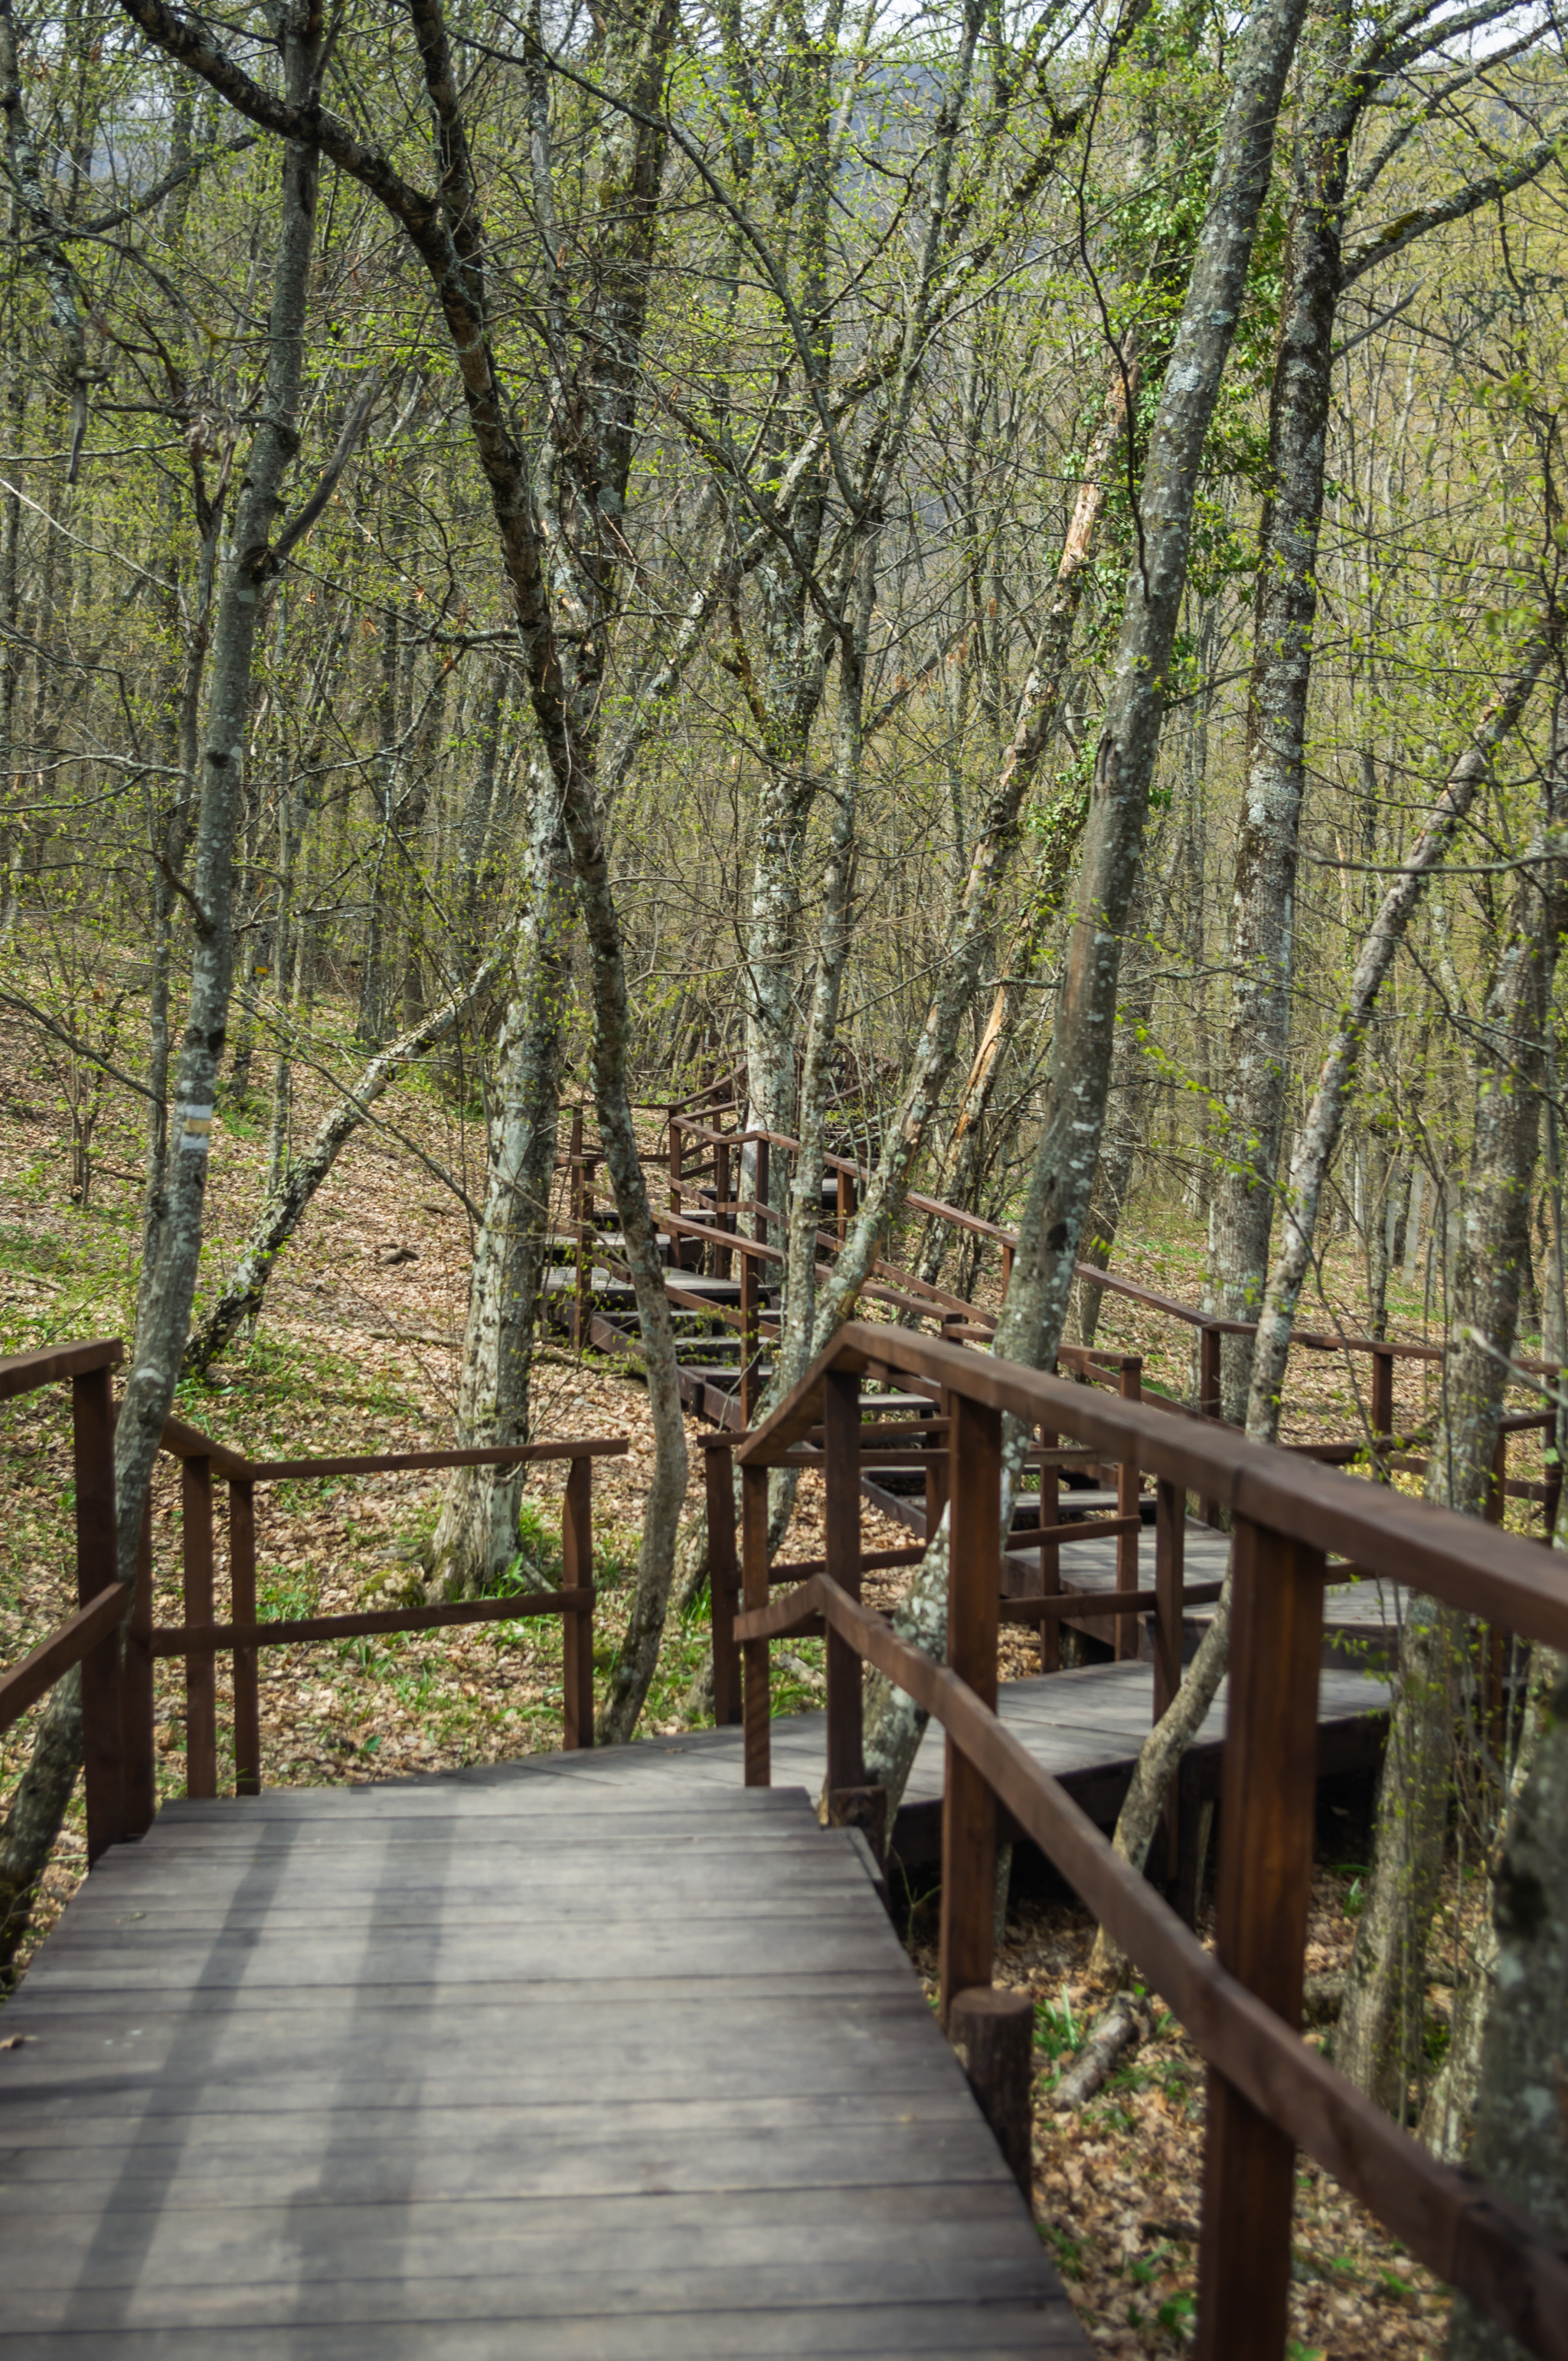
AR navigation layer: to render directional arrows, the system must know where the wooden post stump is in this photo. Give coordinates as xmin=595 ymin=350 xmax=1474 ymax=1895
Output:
xmin=949 ymin=1986 xmax=1035 ymax=2199
xmin=827 ymin=1782 xmax=887 ymax=1865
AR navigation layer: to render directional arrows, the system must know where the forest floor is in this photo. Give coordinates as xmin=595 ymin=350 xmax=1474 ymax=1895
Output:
xmin=2 ymin=1006 xmax=1547 ymax=2355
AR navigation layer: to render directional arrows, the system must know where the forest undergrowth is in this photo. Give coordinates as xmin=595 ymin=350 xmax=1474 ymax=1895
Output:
xmin=0 ymin=1014 xmax=1537 ymax=2358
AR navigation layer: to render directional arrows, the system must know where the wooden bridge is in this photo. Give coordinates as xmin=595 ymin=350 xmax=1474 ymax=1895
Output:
xmin=4 ymin=1301 xmax=1568 ymax=2353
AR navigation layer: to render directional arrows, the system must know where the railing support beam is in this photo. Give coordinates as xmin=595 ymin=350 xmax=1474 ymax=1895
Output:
xmin=230 ymin=1478 xmax=260 ymax=1796
xmin=741 ymin=1461 xmax=771 ymax=1786
xmin=822 ymin=1367 xmax=864 ymax=1794
xmin=939 ymin=1389 xmax=1001 ymax=2024
xmin=1196 ymin=1514 xmax=1325 ymax=2361
xmin=181 ymin=1455 xmax=217 ymax=1801
xmin=71 ymin=1363 xmax=122 ymax=1861
xmin=561 ymin=1455 xmax=595 ymax=1749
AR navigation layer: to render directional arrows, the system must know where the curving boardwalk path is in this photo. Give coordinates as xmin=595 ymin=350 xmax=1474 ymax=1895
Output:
xmin=0 ymin=1760 xmax=1086 ymax=2358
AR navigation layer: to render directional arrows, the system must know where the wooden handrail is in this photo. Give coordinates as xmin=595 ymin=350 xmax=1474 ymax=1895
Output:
xmin=585 ymin=1108 xmax=1550 ymax=1379
xmin=733 ymin=1566 xmax=1568 ymax=2356
xmin=0 ymin=1584 xmax=124 ymax=1736
xmin=149 ymin=1585 xmax=595 ymax=1653
xmin=0 ymin=1336 xmax=122 ymax=1400
xmin=738 ymin=1327 xmax=1568 ymax=1649
xmin=2 ymin=1344 xmax=625 ymax=1839
xmin=723 ymin=1321 xmax=1568 ymax=2359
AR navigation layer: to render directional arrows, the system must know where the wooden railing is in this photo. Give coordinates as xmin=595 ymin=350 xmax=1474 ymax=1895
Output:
xmin=561 ymin=1111 xmax=1561 ymax=1533
xmin=1 ymin=1337 xmax=626 ymax=1846
xmin=0 ymin=1339 xmax=124 ymax=1864
xmin=729 ymin=1321 xmax=1568 ymax=2361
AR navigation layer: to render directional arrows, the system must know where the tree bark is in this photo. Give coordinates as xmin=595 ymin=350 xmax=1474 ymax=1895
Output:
xmin=1208 ymin=1 xmax=1352 ymax=1418
xmin=864 ymin=0 xmax=1309 ymax=1794
xmin=993 ymin=0 xmax=1309 ymax=1380
xmin=427 ymin=781 xmax=572 ymax=1601
xmin=113 ymin=0 xmax=325 ymax=1586
xmin=1086 ymin=620 xmax=1557 ymax=1981
xmin=824 ymin=352 xmax=1135 ymax=1330
xmin=1339 ymin=721 xmax=1568 ymax=2111
xmin=0 ymin=1667 xmax=80 ymax=1978
xmin=1446 ymin=1657 xmax=1568 ymax=2359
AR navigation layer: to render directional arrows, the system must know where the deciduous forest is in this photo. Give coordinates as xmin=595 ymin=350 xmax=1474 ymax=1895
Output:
xmin=2 ymin=0 xmax=1566 ymax=2348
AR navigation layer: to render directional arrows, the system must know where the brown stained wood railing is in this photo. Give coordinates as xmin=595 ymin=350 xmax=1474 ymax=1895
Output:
xmin=1 ymin=1333 xmax=627 ymax=1840
xmin=727 ymin=1321 xmax=1568 ymax=2361
xmin=579 ymin=1105 xmax=1562 ymax=1537
xmin=143 ymin=1425 xmax=622 ymax=1808
xmin=0 ymin=1338 xmax=125 ymax=1862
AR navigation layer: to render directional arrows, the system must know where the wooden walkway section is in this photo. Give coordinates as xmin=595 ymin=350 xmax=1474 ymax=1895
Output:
xmin=0 ymin=1764 xmax=1087 ymax=2357
xmin=574 ymin=1655 xmax=1392 ymax=1873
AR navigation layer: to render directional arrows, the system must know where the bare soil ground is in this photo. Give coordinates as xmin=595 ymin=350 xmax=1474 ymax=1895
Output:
xmin=3 ymin=1007 xmax=1544 ymax=2355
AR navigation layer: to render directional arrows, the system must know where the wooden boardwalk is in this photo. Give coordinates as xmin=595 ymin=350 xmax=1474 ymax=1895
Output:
xmin=573 ymin=1655 xmax=1392 ymax=1871
xmin=0 ymin=1766 xmax=1086 ymax=2356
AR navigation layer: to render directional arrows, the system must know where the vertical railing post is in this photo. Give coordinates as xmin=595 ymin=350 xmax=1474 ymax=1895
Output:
xmin=1115 ymin=1358 xmax=1142 ymax=1660
xmin=714 ymin=1136 xmax=731 ymax=1279
xmin=1483 ymin=1429 xmax=1509 ymax=1756
xmin=1542 ymin=1377 xmax=1563 ymax=1541
xmin=1153 ymin=1475 xmax=1185 ymax=1880
xmin=71 ymin=1363 xmax=122 ymax=1860
xmin=923 ymin=1399 xmax=950 ymax=1536
xmin=1036 ymin=1423 xmax=1062 ymax=1673
xmin=1197 ymin=1324 xmax=1223 ymax=1527
xmin=754 ymin=1136 xmax=770 ymax=1254
xmin=1000 ymin=1238 xmax=1014 ymax=1292
xmin=121 ymin=1490 xmax=156 ymax=1837
xmin=1195 ymin=1514 xmax=1325 ymax=2361
xmin=835 ymin=1161 xmax=856 ymax=1247
xmin=570 ymin=1154 xmax=588 ymax=1349
xmin=939 ymin=1389 xmax=1001 ymax=2026
xmin=740 ymin=1246 xmax=759 ymax=1425
xmin=740 ymin=1460 xmax=771 ymax=1786
xmin=230 ymin=1478 xmax=260 ymax=1796
xmin=669 ymin=1116 xmax=684 ymax=1223
xmin=560 ymin=1454 xmax=594 ymax=1750
xmin=822 ymin=1368 xmax=864 ymax=1801
xmin=1370 ymin=1344 xmax=1395 ymax=1450
xmin=182 ymin=1454 xmax=217 ymax=1800
xmin=706 ymin=1439 xmax=742 ymax=1725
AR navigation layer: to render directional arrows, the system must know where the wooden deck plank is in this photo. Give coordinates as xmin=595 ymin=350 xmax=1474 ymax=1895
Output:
xmin=1 ymin=1773 xmax=1085 ymax=2357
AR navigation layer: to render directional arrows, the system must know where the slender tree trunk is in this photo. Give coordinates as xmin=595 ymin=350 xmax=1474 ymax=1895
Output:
xmin=1339 ymin=736 xmax=1568 ymax=2109
xmin=995 ymin=0 xmax=1309 ymax=1379
xmin=427 ymin=782 xmax=571 ymax=1600
xmin=0 ymin=0 xmax=328 ymax=1974
xmin=1086 ymin=620 xmax=1557 ymax=1978
xmin=0 ymin=1666 xmax=81 ymax=1977
xmin=864 ymin=0 xmax=1310 ymax=1801
xmin=1208 ymin=7 xmax=1351 ymax=1418
xmin=1077 ymin=873 xmax=1157 ymax=1345
xmin=823 ymin=353 xmax=1135 ymax=1329
xmin=1445 ymin=1657 xmax=1568 ymax=2359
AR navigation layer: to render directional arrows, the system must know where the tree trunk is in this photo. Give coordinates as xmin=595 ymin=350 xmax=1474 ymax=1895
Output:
xmin=824 ymin=350 xmax=1135 ymax=1330
xmin=427 ymin=782 xmax=571 ymax=1601
xmin=1077 ymin=871 xmax=1157 ymax=1346
xmin=1445 ymin=1657 xmax=1568 ymax=2359
xmin=0 ymin=1667 xmax=80 ymax=1978
xmin=1086 ymin=619 xmax=1557 ymax=1981
xmin=1339 ymin=730 xmax=1568 ymax=2112
xmin=864 ymin=0 xmax=1309 ymax=1791
xmin=994 ymin=0 xmax=1309 ymax=1380
xmin=1207 ymin=10 xmax=1351 ymax=1418
xmin=115 ymin=8 xmax=324 ymax=1581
